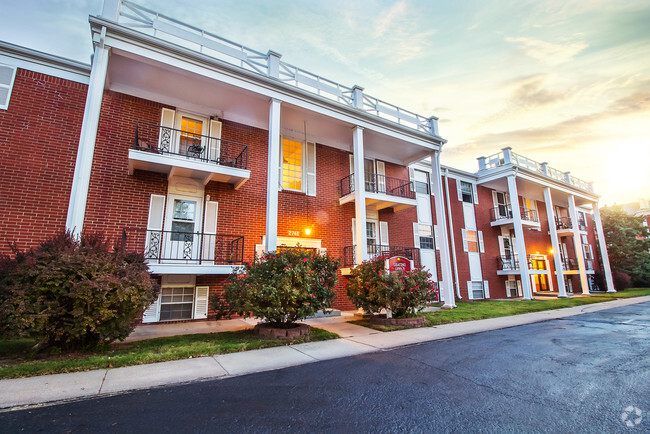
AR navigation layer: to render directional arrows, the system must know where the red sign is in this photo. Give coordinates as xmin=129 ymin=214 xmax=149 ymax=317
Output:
xmin=387 ymin=256 xmax=411 ymax=273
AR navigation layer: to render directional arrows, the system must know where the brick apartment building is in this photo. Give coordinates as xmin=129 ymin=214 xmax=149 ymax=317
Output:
xmin=0 ymin=0 xmax=615 ymax=324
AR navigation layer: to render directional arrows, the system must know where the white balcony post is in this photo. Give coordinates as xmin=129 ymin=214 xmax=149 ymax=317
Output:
xmin=502 ymin=147 xmax=513 ymax=165
xmin=507 ymin=175 xmax=533 ymax=299
xmin=428 ymin=116 xmax=439 ymax=136
xmin=267 ymin=50 xmax=281 ymax=78
xmin=352 ymin=126 xmax=367 ymax=265
xmin=543 ymin=187 xmax=567 ymax=297
xmin=264 ymin=98 xmax=282 ymax=253
xmin=540 ymin=162 xmax=549 ymax=176
xmin=65 ymin=43 xmax=110 ymax=236
xmin=592 ymin=204 xmax=616 ymax=292
xmin=352 ymin=85 xmax=364 ymax=109
xmin=101 ymin=0 xmax=121 ymax=21
xmin=477 ymin=157 xmax=486 ymax=172
xmin=568 ymin=195 xmax=589 ymax=294
xmin=431 ymin=152 xmax=456 ymax=308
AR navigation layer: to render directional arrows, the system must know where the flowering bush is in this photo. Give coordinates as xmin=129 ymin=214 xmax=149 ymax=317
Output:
xmin=346 ymin=257 xmax=439 ymax=318
xmin=213 ymin=249 xmax=340 ymax=327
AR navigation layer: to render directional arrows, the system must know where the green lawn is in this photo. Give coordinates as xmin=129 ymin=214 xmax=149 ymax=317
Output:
xmin=0 ymin=327 xmax=338 ymax=380
xmin=353 ymin=288 xmax=650 ymax=331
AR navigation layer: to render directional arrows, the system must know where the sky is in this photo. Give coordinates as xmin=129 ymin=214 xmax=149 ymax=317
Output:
xmin=1 ymin=0 xmax=649 ymax=205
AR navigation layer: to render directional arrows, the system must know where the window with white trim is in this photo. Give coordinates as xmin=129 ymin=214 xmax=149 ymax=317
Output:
xmin=418 ymin=224 xmax=434 ymax=250
xmin=460 ymin=181 xmax=473 ymax=203
xmin=414 ymin=169 xmax=430 ymax=194
xmin=281 ymin=138 xmax=316 ymax=195
xmin=0 ymin=64 xmax=17 ymax=110
xmin=470 ymin=281 xmax=485 ymax=299
xmin=466 ymin=229 xmax=479 ymax=252
xmin=159 ymin=287 xmax=194 ymax=321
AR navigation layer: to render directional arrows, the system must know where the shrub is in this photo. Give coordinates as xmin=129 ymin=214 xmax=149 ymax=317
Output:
xmin=214 ymin=249 xmax=340 ymax=327
xmin=346 ymin=256 xmax=439 ymax=317
xmin=0 ymin=231 xmax=159 ymax=351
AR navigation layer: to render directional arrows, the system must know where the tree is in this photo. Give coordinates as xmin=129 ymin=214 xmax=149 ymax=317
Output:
xmin=0 ymin=231 xmax=159 ymax=351
xmin=600 ymin=206 xmax=650 ymax=287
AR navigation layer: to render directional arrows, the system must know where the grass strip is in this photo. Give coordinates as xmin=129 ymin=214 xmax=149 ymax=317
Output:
xmin=0 ymin=327 xmax=338 ymax=379
xmin=352 ymin=288 xmax=650 ymax=332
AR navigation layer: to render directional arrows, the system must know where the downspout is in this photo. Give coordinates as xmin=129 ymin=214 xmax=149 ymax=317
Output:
xmin=444 ymin=168 xmax=462 ymax=299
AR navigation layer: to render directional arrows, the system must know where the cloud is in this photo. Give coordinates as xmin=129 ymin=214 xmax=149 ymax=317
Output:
xmin=505 ymin=36 xmax=588 ymax=66
xmin=373 ymin=1 xmax=408 ymax=38
xmin=508 ymin=74 xmax=567 ymax=108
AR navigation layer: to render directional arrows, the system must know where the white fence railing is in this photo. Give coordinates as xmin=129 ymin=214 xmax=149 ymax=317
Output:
xmin=114 ymin=1 xmax=438 ymax=136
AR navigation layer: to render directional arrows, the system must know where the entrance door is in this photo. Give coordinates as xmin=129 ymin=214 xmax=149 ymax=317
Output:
xmin=164 ymin=196 xmax=202 ymax=262
xmin=174 ymin=113 xmax=209 ymax=158
xmin=530 ymin=258 xmax=549 ymax=291
xmin=493 ymin=191 xmax=511 ymax=219
xmin=498 ymin=236 xmax=517 ymax=270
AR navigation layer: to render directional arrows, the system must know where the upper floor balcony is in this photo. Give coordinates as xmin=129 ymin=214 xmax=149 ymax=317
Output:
xmin=478 ymin=147 xmax=594 ymax=195
xmin=127 ymin=122 xmax=250 ymax=188
xmin=121 ymin=227 xmax=244 ymax=274
xmin=339 ymin=172 xmax=417 ymax=212
xmin=489 ymin=205 xmax=540 ymax=228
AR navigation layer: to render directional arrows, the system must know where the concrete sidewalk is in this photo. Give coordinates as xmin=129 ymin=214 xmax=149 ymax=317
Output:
xmin=1 ymin=296 xmax=649 ymax=410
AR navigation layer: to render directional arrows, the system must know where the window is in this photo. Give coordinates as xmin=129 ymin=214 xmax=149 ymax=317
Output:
xmin=577 ymin=211 xmax=587 ymax=229
xmin=179 ymin=116 xmax=203 ymax=156
xmin=0 ymin=64 xmax=17 ymax=110
xmin=171 ymin=199 xmax=196 ymax=241
xmin=470 ymin=281 xmax=485 ymax=299
xmin=282 ymin=138 xmax=303 ymax=191
xmin=460 ymin=181 xmax=473 ymax=203
xmin=418 ymin=224 xmax=434 ymax=249
xmin=466 ymin=230 xmax=479 ymax=252
xmin=159 ymin=287 xmax=194 ymax=321
xmin=414 ymin=169 xmax=430 ymax=194
xmin=493 ymin=191 xmax=510 ymax=219
xmin=506 ymin=280 xmax=519 ymax=297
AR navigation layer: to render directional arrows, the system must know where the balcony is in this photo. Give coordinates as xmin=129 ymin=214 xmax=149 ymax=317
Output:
xmin=497 ymin=255 xmax=520 ymax=275
xmin=490 ymin=205 xmax=540 ymax=228
xmin=342 ymin=244 xmax=421 ymax=268
xmin=122 ymin=228 xmax=244 ymax=274
xmin=339 ymin=172 xmax=417 ymax=212
xmin=127 ymin=122 xmax=250 ymax=188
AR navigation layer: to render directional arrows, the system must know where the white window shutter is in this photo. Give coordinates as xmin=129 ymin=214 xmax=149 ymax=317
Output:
xmin=194 ymin=286 xmax=210 ymax=319
xmin=478 ymin=231 xmax=485 ymax=253
xmin=255 ymin=244 xmax=265 ymax=259
xmin=351 ymin=218 xmax=356 ymax=246
xmin=0 ymin=64 xmax=17 ymax=110
xmin=380 ymin=221 xmax=389 ymax=246
xmin=142 ymin=295 xmax=161 ymax=323
xmin=473 ymin=184 xmax=479 ymax=204
xmin=376 ymin=161 xmax=386 ymax=193
xmin=349 ymin=154 xmax=354 ymax=175
xmin=147 ymin=195 xmax=166 ymax=231
xmin=456 ymin=179 xmax=462 ymax=201
xmin=408 ymin=167 xmax=415 ymax=182
xmin=413 ymin=222 xmax=420 ymax=248
xmin=461 ymin=228 xmax=468 ymax=252
xmin=202 ymin=201 xmax=218 ymax=262
xmin=492 ymin=191 xmax=498 ymax=208
xmin=306 ymin=142 xmax=316 ymax=196
xmin=517 ymin=280 xmax=522 ymax=296
xmin=483 ymin=280 xmax=490 ymax=298
xmin=159 ymin=108 xmax=175 ymax=151
xmin=434 ymin=225 xmax=440 ymax=250
xmin=208 ymin=119 xmax=222 ymax=163
xmin=467 ymin=281 xmax=473 ymax=300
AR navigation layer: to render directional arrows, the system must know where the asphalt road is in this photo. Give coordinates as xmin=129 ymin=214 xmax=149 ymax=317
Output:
xmin=2 ymin=302 xmax=649 ymax=433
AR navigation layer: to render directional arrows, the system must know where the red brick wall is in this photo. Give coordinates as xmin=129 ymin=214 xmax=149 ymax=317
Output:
xmin=0 ymin=69 xmax=88 ymax=254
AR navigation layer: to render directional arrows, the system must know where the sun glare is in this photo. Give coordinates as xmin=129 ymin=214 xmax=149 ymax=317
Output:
xmin=604 ymin=135 xmax=650 ymax=205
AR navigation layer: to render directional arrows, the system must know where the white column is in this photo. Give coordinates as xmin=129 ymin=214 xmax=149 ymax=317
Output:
xmin=568 ymin=195 xmax=589 ymax=294
xmin=592 ymin=204 xmax=616 ymax=292
xmin=264 ymin=98 xmax=282 ymax=252
xmin=507 ymin=175 xmax=533 ymax=300
xmin=352 ymin=126 xmax=367 ymax=265
xmin=543 ymin=187 xmax=567 ymax=297
xmin=65 ymin=44 xmax=110 ymax=236
xmin=431 ymin=152 xmax=456 ymax=308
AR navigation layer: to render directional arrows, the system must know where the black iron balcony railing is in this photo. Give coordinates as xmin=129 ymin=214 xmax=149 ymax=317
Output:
xmin=490 ymin=205 xmax=539 ymax=223
xmin=555 ymin=216 xmax=572 ymax=230
xmin=497 ymin=255 xmax=519 ymax=271
xmin=561 ymin=258 xmax=578 ymax=270
xmin=121 ymin=228 xmax=244 ymax=265
xmin=339 ymin=172 xmax=415 ymax=200
xmin=342 ymin=244 xmax=420 ymax=268
xmin=133 ymin=121 xmax=248 ymax=169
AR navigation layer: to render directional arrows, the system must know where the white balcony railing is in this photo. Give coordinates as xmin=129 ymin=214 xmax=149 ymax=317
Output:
xmin=110 ymin=1 xmax=439 ymax=136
